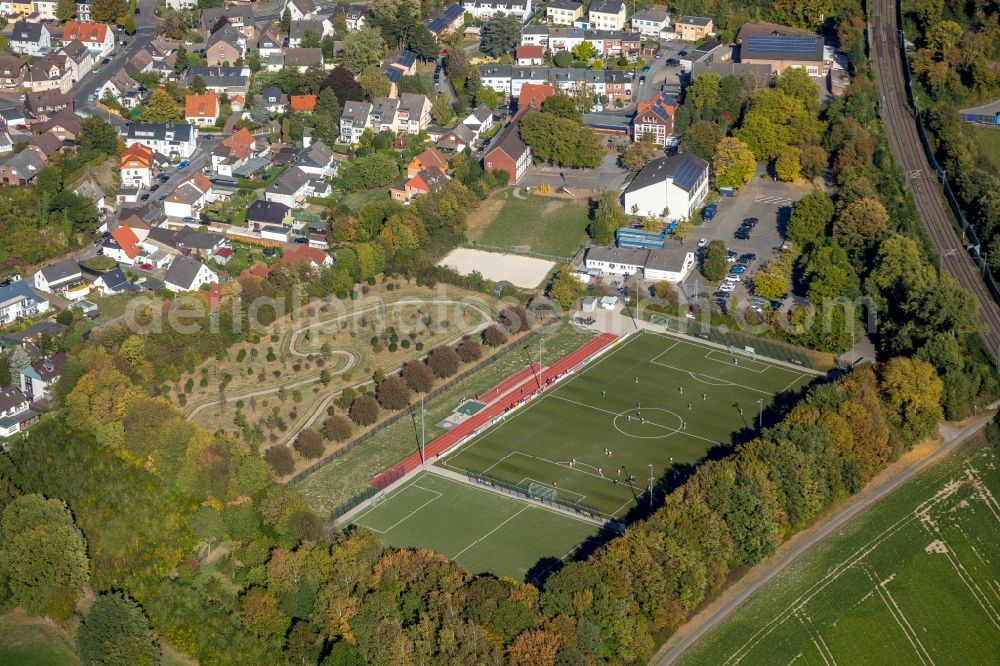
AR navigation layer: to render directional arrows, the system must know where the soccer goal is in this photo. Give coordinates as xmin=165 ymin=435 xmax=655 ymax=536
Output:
xmin=370 ymin=491 xmax=389 ymax=507
xmin=727 ymin=345 xmax=757 ymax=361
xmin=527 ymin=482 xmax=558 ymax=503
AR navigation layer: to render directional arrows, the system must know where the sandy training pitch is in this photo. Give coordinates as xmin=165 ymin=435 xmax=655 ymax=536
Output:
xmin=438 ymin=248 xmax=555 ymax=289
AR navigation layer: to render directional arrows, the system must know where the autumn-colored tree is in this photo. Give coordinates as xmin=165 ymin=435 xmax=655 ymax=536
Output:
xmin=294 ymin=430 xmax=324 ymax=459
xmin=240 ymin=587 xmax=288 ymax=638
xmin=788 ymin=191 xmax=834 ymax=247
xmin=833 ymin=197 xmax=889 ymax=249
xmin=349 ymin=394 xmax=380 ymax=425
xmin=263 ymin=445 xmax=295 ymax=475
xmin=775 ymin=146 xmax=801 ymax=182
xmin=322 ymin=415 xmax=353 ymax=442
xmin=377 ymin=375 xmax=411 ymax=410
xmin=879 ymin=357 xmax=944 ymax=446
xmin=357 ymin=65 xmax=391 ymax=100
xmin=588 ymin=190 xmax=625 ymax=244
xmin=621 ymin=139 xmax=659 ymax=171
xmin=702 ymin=240 xmax=728 ymax=281
xmin=483 ymin=324 xmax=508 ymax=348
xmin=428 ymin=345 xmax=460 ymax=378
xmin=141 ymin=88 xmax=182 ymax=123
xmin=508 ymin=629 xmax=562 ymax=666
xmin=500 ymin=305 xmax=531 ymax=333
xmin=712 ymin=137 xmax=756 ymax=190
xmin=456 ymin=336 xmax=483 ymax=363
xmin=403 ymin=361 xmax=435 ymax=392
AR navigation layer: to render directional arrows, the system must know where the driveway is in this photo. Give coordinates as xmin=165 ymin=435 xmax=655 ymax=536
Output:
xmin=519 ymin=152 xmax=627 ymax=193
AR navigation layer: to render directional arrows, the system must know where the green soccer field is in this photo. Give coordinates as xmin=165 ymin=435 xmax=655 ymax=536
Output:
xmin=678 ymin=441 xmax=1000 ymax=665
xmin=438 ymin=331 xmax=815 ymax=518
xmin=350 ymin=472 xmax=601 ymax=582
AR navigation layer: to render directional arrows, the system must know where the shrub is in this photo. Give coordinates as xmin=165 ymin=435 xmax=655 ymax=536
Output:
xmin=428 ymin=346 xmax=460 ymax=378
xmin=263 ymin=446 xmax=295 ymax=475
xmin=377 ymin=375 xmax=411 ymax=410
xmin=348 ymin=395 xmax=380 ymax=425
xmin=403 ymin=361 xmax=434 ymax=393
xmin=293 ymin=430 xmax=324 ymax=459
xmin=323 ymin=415 xmax=353 ymax=442
xmin=401 ymin=339 xmax=410 ymax=348
xmin=501 ymin=305 xmax=531 ymax=333
xmin=483 ymin=324 xmax=508 ymax=347
xmin=456 ymin=336 xmax=482 ymax=363
xmin=415 ymin=342 xmax=424 ymax=351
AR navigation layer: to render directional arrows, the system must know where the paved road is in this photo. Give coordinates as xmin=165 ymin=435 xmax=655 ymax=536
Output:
xmin=870 ymin=0 xmax=1000 ymax=360
xmin=653 ymin=406 xmax=998 ymax=664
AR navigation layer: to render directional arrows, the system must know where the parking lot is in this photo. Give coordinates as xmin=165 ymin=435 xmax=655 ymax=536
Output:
xmin=683 ymin=169 xmax=816 ymax=307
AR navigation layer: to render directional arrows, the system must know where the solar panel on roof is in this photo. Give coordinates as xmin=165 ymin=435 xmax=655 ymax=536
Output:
xmin=745 ymin=35 xmax=818 ymax=53
xmin=672 ymin=157 xmax=703 ymax=191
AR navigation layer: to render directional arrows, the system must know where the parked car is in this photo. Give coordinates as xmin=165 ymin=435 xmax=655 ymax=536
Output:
xmin=638 ymin=76 xmax=646 ymax=84
xmin=140 ymin=263 xmax=153 ymax=270
xmin=738 ymin=253 xmax=756 ymax=265
xmin=204 ymin=135 xmax=214 ymax=141
xmin=743 ymin=217 xmax=759 ymax=227
xmin=734 ymin=230 xmax=750 ymax=240
xmin=182 ymin=216 xmax=196 ymax=222
xmin=294 ymin=237 xmax=310 ymax=244
xmin=729 ymin=266 xmax=746 ymax=275
xmin=158 ymin=195 xmax=167 ymax=201
xmin=262 ymin=248 xmax=278 ymax=258
xmin=157 ymin=173 xmax=169 ymax=182
xmin=641 ymin=65 xmax=651 ymax=72
xmin=665 ymin=58 xmax=680 ymax=67
xmin=149 ymin=183 xmax=159 ymax=192
xmin=655 ymin=53 xmax=662 ymax=59
xmin=678 ymin=50 xmax=688 ymax=57
xmin=703 ymin=204 xmax=717 ymax=220
xmin=697 ymin=237 xmax=708 ymax=248
xmin=140 ymin=193 xmax=150 ymax=201
xmin=727 ymin=250 xmax=737 ymax=263
xmin=178 ymin=159 xmax=190 ymax=169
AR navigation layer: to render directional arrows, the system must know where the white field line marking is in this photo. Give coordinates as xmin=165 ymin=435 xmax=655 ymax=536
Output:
xmin=951 ymin=522 xmax=997 ymax=598
xmin=705 ymin=349 xmax=770 ymax=373
xmin=550 ymin=395 xmax=724 ymax=447
xmin=724 ymin=486 xmax=955 ymax=665
xmin=650 ymin=358 xmax=779 ymax=396
xmin=966 ymin=463 xmax=1000 ymax=523
xmin=793 ymin=609 xmax=831 ymax=666
xmin=796 ymin=608 xmax=837 ymax=666
xmin=482 ymin=452 xmax=515 ymax=475
xmin=779 ymin=373 xmax=809 ymax=394
xmin=452 ymin=505 xmax=530 ymax=559
xmin=357 ymin=486 xmax=443 ymax=534
xmin=517 ymin=476 xmax=587 ymax=502
xmin=649 ymin=338 xmax=681 ymax=364
xmin=861 ymin=567 xmax=932 ymax=666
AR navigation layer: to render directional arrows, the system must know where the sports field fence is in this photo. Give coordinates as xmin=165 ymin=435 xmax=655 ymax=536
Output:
xmin=465 ymin=468 xmax=623 ymax=527
xmin=459 ymin=241 xmax=575 ymax=264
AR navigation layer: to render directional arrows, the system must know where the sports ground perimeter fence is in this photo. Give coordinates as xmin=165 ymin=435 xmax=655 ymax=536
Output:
xmin=302 ymin=326 xmax=553 ymax=519
xmin=465 ymin=469 xmax=621 ymax=526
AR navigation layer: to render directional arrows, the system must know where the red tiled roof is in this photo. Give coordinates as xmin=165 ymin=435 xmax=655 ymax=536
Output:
xmin=63 ymin=21 xmax=109 ymax=45
xmin=517 ymin=83 xmax=556 ymax=112
xmin=282 ymin=245 xmax=329 ymax=267
xmin=185 ymin=91 xmax=220 ymax=119
xmin=410 ymin=147 xmax=447 ymax=172
xmin=516 ymin=44 xmax=544 ymax=59
xmin=110 ymin=225 xmax=141 ymax=259
xmin=121 ymin=143 xmax=153 ymax=169
xmin=290 ymin=95 xmax=317 ymax=112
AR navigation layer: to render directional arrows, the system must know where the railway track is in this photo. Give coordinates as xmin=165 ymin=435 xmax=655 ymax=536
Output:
xmin=870 ymin=0 xmax=1000 ymax=360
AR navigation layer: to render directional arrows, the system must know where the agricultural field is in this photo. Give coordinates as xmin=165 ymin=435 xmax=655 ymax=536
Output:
xmin=680 ymin=441 xmax=1000 ymax=665
xmin=350 ymin=472 xmax=601 ymax=582
xmin=439 ymin=331 xmax=814 ymax=518
xmin=468 ymin=191 xmax=590 ymax=259
xmin=294 ymin=322 xmax=595 ymax=514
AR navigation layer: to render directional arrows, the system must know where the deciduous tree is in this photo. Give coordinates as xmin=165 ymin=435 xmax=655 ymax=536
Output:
xmin=141 ymin=88 xmax=182 ymax=123
xmin=240 ymin=587 xmax=289 ymax=638
xmin=77 ymin=592 xmax=159 ymax=666
xmin=787 ymin=191 xmax=834 ymax=247
xmin=357 ymin=65 xmax=391 ymax=100
xmin=702 ymin=240 xmax=728 ymax=281
xmin=349 ymin=394 xmax=380 ymax=425
xmin=322 ymin=415 xmax=353 ymax=442
xmin=428 ymin=345 xmax=460 ymax=378
xmin=482 ymin=325 xmax=508 ymax=347
xmin=341 ymin=26 xmax=385 ymax=74
xmin=712 ymin=137 xmax=756 ymax=190
xmin=294 ymin=430 xmax=324 ymax=459
xmin=376 ymin=375 xmax=411 ymax=409
xmin=456 ymin=336 xmax=483 ymax=363
xmin=403 ymin=361 xmax=435 ymax=392
xmin=833 ymin=197 xmax=889 ymax=249
xmin=264 ymin=445 xmax=295 ymax=475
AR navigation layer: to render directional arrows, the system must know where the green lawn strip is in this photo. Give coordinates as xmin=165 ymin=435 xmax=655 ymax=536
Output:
xmin=0 ymin=611 xmax=79 ymax=666
xmin=293 ymin=324 xmax=595 ymax=514
xmin=678 ymin=440 xmax=1000 ymax=665
xmin=969 ymin=125 xmax=1000 ymax=176
xmin=342 ymin=188 xmax=391 ymax=212
xmin=440 ymin=331 xmax=813 ymax=517
xmin=478 ymin=194 xmax=589 ymax=258
xmin=352 ymin=471 xmax=599 ymax=581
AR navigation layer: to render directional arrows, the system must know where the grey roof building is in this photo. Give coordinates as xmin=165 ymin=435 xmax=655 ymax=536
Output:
xmin=246 ymin=199 xmax=290 ymax=225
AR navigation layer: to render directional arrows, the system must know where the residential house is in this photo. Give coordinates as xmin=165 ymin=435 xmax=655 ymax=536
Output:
xmin=33 ymin=258 xmax=83 ymax=293
xmin=517 ymin=81 xmax=556 ymax=110
xmin=339 ymin=100 xmax=371 ymax=143
xmin=584 ymin=245 xmax=695 ymax=282
xmin=515 ymin=45 xmax=544 ymax=66
xmin=407 ymin=147 xmax=448 ymax=178
xmin=256 ymin=22 xmax=283 ymax=58
xmin=424 ymin=3 xmax=464 ymax=38
xmin=259 ymin=85 xmax=288 ymax=113
xmin=24 ymin=89 xmax=71 ymax=117
xmin=290 ymin=95 xmax=317 ymax=112
xmin=35 ymin=109 xmax=81 ymax=141
xmin=206 ymin=23 xmax=246 ymax=67
xmin=62 ymin=21 xmax=115 ymax=58
xmin=28 ymin=132 xmax=64 ymax=159
xmin=588 ymin=0 xmax=626 ymax=31
xmin=19 ymin=352 xmax=66 ymax=402
xmin=384 ymin=49 xmax=417 ymax=76
xmin=164 ymin=172 xmax=213 ymax=218
xmin=166 ymin=0 xmax=197 ymax=8
xmin=0 ymin=108 xmax=27 ymax=130
xmin=283 ymin=0 xmax=317 ymax=22
xmin=185 ymin=91 xmax=221 ymax=126
xmin=10 ymin=22 xmax=50 ymax=56
xmin=282 ymin=245 xmax=333 ymax=268
xmin=120 ymin=142 xmax=153 ymax=189
xmin=33 ymin=0 xmax=58 ymax=19
xmin=25 ymin=54 xmax=73 ymax=94
xmin=462 ymin=0 xmax=532 ymax=21
xmin=288 ymin=19 xmax=325 ymax=48
xmin=126 ymin=123 xmax=199 ymax=158
xmin=390 ymin=166 xmax=447 ymax=203
xmin=483 ymin=116 xmax=531 ymax=184
xmin=737 ymin=24 xmax=831 ymax=76
xmin=621 ymin=152 xmax=709 ymax=220
xmin=283 ymin=48 xmax=323 ymax=72
xmin=0 ymin=278 xmax=49 ymax=326
xmin=60 ymin=40 xmax=95 ymax=83
xmin=200 ymin=5 xmax=255 ymax=39
xmin=91 ymin=266 xmax=140 ymax=295
xmin=0 ymin=52 xmax=26 ymax=89
xmin=75 ymin=0 xmax=91 ymax=20
xmin=164 ymin=255 xmax=218 ymax=293
xmin=464 ymin=105 xmax=495 ymax=135
xmin=186 ymin=67 xmax=251 ymax=96
xmin=0 ymin=145 xmax=46 ymax=185
xmin=0 ymin=131 xmax=13 ymax=154
xmin=0 ymin=386 xmax=37 ymax=437
xmin=246 ymin=199 xmax=290 ymax=228
xmin=2 ymin=0 xmax=33 ymax=19
xmin=325 ymin=3 xmax=368 ymax=31
xmin=630 ymin=6 xmax=670 ymax=38
xmin=291 ymin=140 xmax=337 ymax=177
xmin=259 ymin=224 xmax=290 ymax=242
xmin=436 ymin=124 xmax=476 ymax=152
xmin=174 ymin=226 xmax=225 ymax=256
xmin=73 ymin=175 xmax=105 ymax=210
xmin=546 ymin=0 xmax=582 ymax=25
xmin=102 ymin=225 xmax=143 ymax=263
xmin=675 ymin=16 xmax=713 ymax=41
xmin=679 ymin=39 xmax=731 ymax=72
xmin=395 ymin=92 xmax=432 ymax=134
xmin=210 ymin=127 xmax=258 ymax=176
xmin=632 ymin=91 xmax=677 ymax=146
xmin=124 ymin=50 xmax=154 ymax=78
xmin=263 ymin=167 xmax=316 ymax=208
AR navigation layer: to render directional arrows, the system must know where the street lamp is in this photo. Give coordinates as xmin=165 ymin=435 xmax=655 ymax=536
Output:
xmin=757 ymin=399 xmax=763 ymax=429
xmin=648 ymin=464 xmax=653 ymax=509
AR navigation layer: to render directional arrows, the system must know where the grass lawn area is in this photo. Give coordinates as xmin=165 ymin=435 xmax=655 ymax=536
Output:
xmin=679 ymin=439 xmax=1000 ymax=665
xmin=351 ymin=471 xmax=600 ymax=582
xmin=969 ymin=124 xmax=1000 ymax=175
xmin=342 ymin=188 xmax=390 ymax=211
xmin=294 ymin=322 xmax=596 ymax=515
xmin=0 ymin=610 xmax=79 ymax=666
xmin=474 ymin=192 xmax=590 ymax=259
xmin=439 ymin=331 xmax=814 ymax=518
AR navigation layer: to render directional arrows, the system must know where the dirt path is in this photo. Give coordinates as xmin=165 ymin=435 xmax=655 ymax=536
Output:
xmin=651 ymin=407 xmax=998 ymax=665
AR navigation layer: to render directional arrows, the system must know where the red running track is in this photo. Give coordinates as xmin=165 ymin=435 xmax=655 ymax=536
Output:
xmin=371 ymin=332 xmax=619 ymax=488
xmin=476 ymin=363 xmax=542 ymax=402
